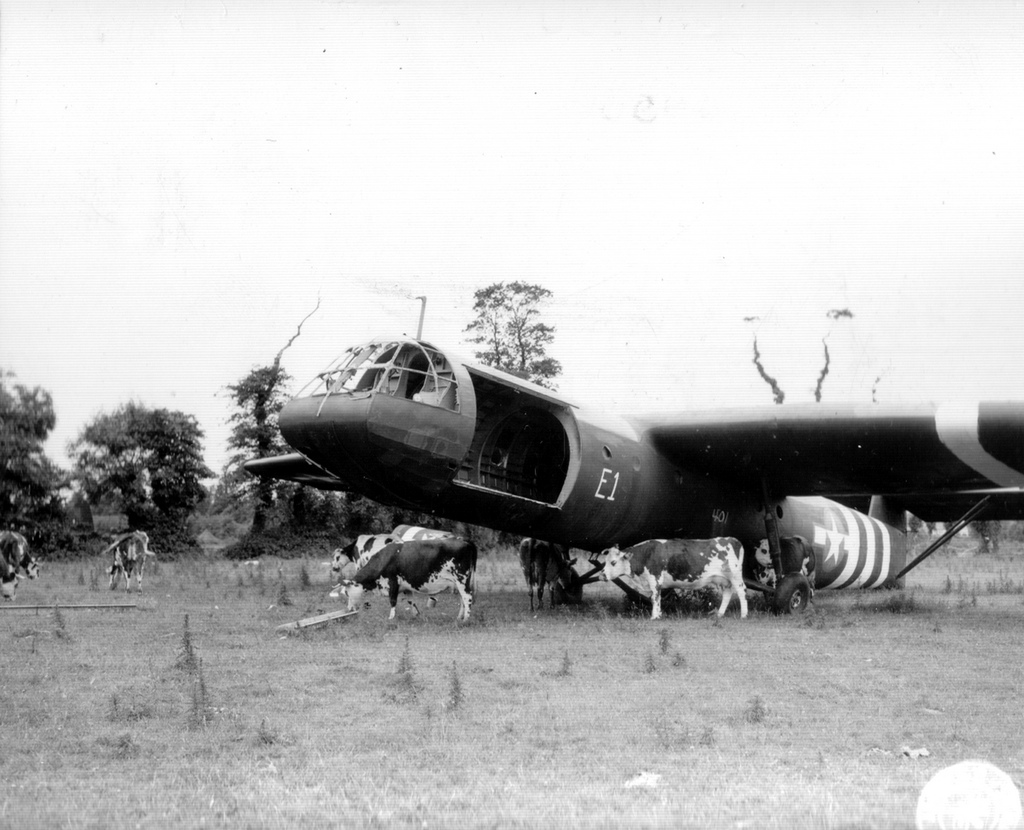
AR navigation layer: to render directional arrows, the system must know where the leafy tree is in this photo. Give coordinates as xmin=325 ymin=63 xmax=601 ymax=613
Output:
xmin=224 ymin=365 xmax=292 ymax=532
xmin=69 ymin=402 xmax=213 ymax=549
xmin=223 ymin=300 xmax=318 ymax=533
xmin=464 ymin=281 xmax=562 ymax=388
xmin=0 ymin=370 xmax=68 ymax=529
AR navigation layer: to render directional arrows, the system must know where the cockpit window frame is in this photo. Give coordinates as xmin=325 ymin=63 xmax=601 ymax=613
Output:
xmin=301 ymin=339 xmax=460 ymax=413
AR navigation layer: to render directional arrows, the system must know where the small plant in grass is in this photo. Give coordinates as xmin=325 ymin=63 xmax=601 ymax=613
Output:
xmin=187 ymin=658 xmax=213 ymax=730
xmin=396 ymin=636 xmax=414 ymax=675
xmin=52 ymin=605 xmax=70 ymax=640
xmin=299 ymin=563 xmax=312 ymax=590
xmin=744 ymin=695 xmax=769 ymax=724
xmin=880 ymin=592 xmax=917 ymax=614
xmin=658 ymin=628 xmax=671 ymax=655
xmin=98 ymin=732 xmax=139 ymax=759
xmin=77 ymin=569 xmax=85 ymax=586
xmin=256 ymin=718 xmax=279 ymax=746
xmin=699 ymin=725 xmax=716 ymax=747
xmin=89 ymin=569 xmax=100 ymax=591
xmin=554 ymin=648 xmax=572 ymax=678
xmin=176 ymin=613 xmax=198 ymax=674
xmin=671 ymin=651 xmax=686 ymax=669
xmin=444 ymin=661 xmax=464 ymax=713
xmin=651 ymin=715 xmax=690 ymax=750
xmin=108 ymin=691 xmax=153 ymax=723
xmin=275 ymin=579 xmax=293 ymax=607
xmin=942 ymin=575 xmax=953 ymax=594
xmin=642 ymin=652 xmax=657 ymax=674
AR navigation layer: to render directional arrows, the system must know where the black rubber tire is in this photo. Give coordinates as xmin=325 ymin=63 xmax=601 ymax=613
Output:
xmin=774 ymin=573 xmax=812 ymax=614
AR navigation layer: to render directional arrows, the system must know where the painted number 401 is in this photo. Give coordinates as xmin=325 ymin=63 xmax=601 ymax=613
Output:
xmin=595 ymin=468 xmax=620 ymax=501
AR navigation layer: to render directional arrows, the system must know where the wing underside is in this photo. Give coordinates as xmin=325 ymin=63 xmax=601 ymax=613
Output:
xmin=639 ymin=401 xmax=1024 ymax=521
xmin=242 ymin=453 xmax=349 ymax=491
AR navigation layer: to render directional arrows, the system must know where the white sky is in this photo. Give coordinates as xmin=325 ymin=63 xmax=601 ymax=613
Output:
xmin=3 ymin=1 xmax=1024 ymax=478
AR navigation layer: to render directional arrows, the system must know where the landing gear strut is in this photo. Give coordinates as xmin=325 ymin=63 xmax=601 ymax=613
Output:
xmin=761 ymin=476 xmax=811 ymax=615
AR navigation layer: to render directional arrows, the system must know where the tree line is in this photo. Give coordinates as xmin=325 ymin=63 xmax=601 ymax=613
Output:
xmin=0 ymin=282 xmax=560 ymax=557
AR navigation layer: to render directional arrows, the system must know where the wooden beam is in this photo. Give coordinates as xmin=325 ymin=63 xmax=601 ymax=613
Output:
xmin=276 ymin=608 xmax=359 ymax=632
xmin=0 ymin=604 xmax=137 ymax=611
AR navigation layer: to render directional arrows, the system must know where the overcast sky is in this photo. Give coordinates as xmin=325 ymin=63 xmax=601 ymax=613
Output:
xmin=3 ymin=1 xmax=1024 ymax=478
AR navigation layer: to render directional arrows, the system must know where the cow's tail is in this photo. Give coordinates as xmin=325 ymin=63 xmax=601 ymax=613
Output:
xmin=467 ymin=541 xmax=479 ymax=594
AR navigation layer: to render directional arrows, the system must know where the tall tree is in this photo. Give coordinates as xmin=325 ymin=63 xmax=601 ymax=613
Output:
xmin=224 ymin=300 xmax=319 ymax=533
xmin=69 ymin=402 xmax=213 ymax=547
xmin=0 ymin=370 xmax=67 ymax=528
xmin=464 ymin=281 xmax=562 ymax=388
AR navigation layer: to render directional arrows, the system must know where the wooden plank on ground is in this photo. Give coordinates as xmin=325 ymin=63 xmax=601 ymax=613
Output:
xmin=0 ymin=604 xmax=137 ymax=611
xmin=276 ymin=608 xmax=359 ymax=632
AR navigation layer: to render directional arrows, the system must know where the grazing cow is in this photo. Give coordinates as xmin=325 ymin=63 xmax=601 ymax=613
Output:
xmin=600 ymin=537 xmax=748 ymax=620
xmin=103 ymin=531 xmax=156 ymax=593
xmin=751 ymin=536 xmax=816 ymax=592
xmin=1 ymin=573 xmax=18 ymax=602
xmin=333 ymin=537 xmax=477 ymax=621
xmin=330 ymin=533 xmax=399 ymax=581
xmin=0 ymin=530 xmax=39 ymax=581
xmin=518 ymin=538 xmax=580 ymax=611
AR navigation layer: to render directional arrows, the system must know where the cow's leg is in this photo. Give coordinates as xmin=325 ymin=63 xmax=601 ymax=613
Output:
xmin=456 ymin=578 xmax=472 ymax=621
xmin=108 ymin=565 xmax=118 ymax=590
xmin=388 ymin=576 xmax=400 ymax=620
xmin=528 ymin=581 xmax=536 ymax=612
xmin=647 ymin=574 xmax=662 ymax=621
xmin=736 ymin=581 xmax=748 ymax=619
xmin=715 ymin=582 xmax=732 ymax=617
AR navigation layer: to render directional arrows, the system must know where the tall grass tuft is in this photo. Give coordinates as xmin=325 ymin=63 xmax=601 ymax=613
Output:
xmin=396 ymin=636 xmax=414 ymax=675
xmin=187 ymin=658 xmax=213 ymax=730
xmin=299 ymin=563 xmax=312 ymax=590
xmin=642 ymin=652 xmax=657 ymax=674
xmin=276 ymin=579 xmax=293 ymax=607
xmin=744 ymin=695 xmax=769 ymax=724
xmin=658 ymin=628 xmax=671 ymax=655
xmin=554 ymin=648 xmax=572 ymax=678
xmin=445 ymin=661 xmax=464 ymax=712
xmin=52 ymin=604 xmax=70 ymax=640
xmin=176 ymin=613 xmax=198 ymax=674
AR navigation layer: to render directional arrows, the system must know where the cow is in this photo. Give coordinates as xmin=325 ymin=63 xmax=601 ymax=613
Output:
xmin=518 ymin=538 xmax=581 ymax=611
xmin=599 ymin=537 xmax=748 ymax=621
xmin=330 ymin=533 xmax=399 ymax=581
xmin=332 ymin=537 xmax=477 ymax=621
xmin=0 ymin=531 xmax=38 ymax=601
xmin=0 ymin=572 xmax=18 ymax=602
xmin=751 ymin=536 xmax=816 ymax=593
xmin=103 ymin=531 xmax=156 ymax=593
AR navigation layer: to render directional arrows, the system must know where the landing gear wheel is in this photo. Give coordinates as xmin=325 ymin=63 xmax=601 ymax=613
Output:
xmin=774 ymin=574 xmax=811 ymax=614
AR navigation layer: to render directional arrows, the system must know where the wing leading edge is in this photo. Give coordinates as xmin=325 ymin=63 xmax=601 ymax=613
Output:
xmin=638 ymin=401 xmax=1024 ymax=521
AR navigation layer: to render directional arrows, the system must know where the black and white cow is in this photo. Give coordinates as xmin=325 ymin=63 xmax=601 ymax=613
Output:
xmin=0 ymin=531 xmax=39 ymax=601
xmin=330 ymin=533 xmax=399 ymax=581
xmin=600 ymin=537 xmax=748 ymax=620
xmin=104 ymin=531 xmax=156 ymax=593
xmin=518 ymin=538 xmax=580 ymax=611
xmin=332 ymin=537 xmax=477 ymax=621
xmin=751 ymin=536 xmax=816 ymax=592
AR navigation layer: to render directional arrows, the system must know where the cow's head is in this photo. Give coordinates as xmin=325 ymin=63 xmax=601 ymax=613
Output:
xmin=599 ymin=547 xmax=631 ymax=581
xmin=330 ymin=544 xmax=357 ymax=580
xmin=551 ymin=556 xmax=584 ymax=605
xmin=329 ymin=579 xmax=365 ymax=611
xmin=1 ymin=573 xmax=19 ymax=602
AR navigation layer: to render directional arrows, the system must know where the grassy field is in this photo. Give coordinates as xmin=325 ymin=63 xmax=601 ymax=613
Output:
xmin=2 ymin=535 xmax=1023 ymax=829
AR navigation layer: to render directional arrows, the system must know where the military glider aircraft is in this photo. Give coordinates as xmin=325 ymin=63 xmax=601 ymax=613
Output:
xmin=245 ymin=336 xmax=1024 ymax=612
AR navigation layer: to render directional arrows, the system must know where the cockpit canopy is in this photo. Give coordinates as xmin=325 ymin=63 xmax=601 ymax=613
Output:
xmin=301 ymin=339 xmax=460 ymax=412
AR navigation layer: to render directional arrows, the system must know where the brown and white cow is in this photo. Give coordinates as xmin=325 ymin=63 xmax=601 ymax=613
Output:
xmin=332 ymin=537 xmax=477 ymax=621
xmin=600 ymin=537 xmax=748 ymax=620
xmin=0 ymin=531 xmax=39 ymax=601
xmin=752 ymin=535 xmax=816 ymax=592
xmin=519 ymin=538 xmax=580 ymax=611
xmin=104 ymin=531 xmax=156 ymax=593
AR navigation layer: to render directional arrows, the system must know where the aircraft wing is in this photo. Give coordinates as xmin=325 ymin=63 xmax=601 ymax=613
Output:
xmin=242 ymin=453 xmax=349 ymax=491
xmin=638 ymin=401 xmax=1024 ymax=520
